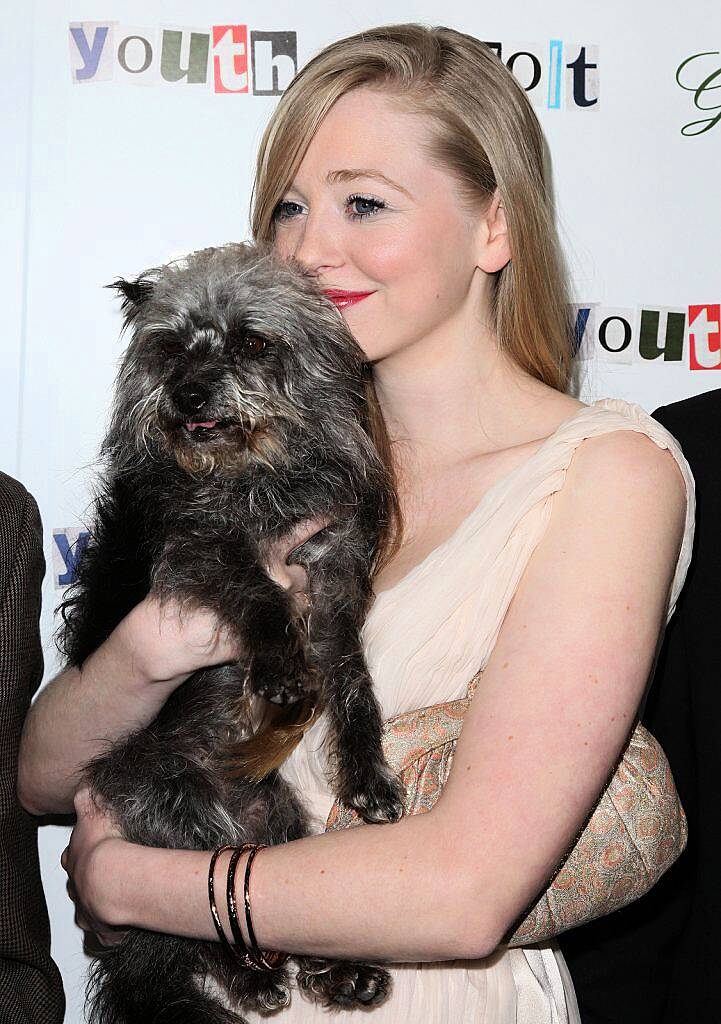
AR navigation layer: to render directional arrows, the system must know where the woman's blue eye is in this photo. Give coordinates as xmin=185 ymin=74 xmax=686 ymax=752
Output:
xmin=272 ymin=200 xmax=303 ymax=222
xmin=347 ymin=194 xmax=385 ymax=220
xmin=272 ymin=195 xmax=386 ymax=223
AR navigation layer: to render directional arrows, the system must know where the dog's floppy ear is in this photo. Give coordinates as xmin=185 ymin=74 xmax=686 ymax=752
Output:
xmin=106 ymin=274 xmax=156 ymax=325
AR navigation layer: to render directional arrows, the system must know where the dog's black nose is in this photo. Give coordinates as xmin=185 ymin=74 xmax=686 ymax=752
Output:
xmin=173 ymin=382 xmax=210 ymax=415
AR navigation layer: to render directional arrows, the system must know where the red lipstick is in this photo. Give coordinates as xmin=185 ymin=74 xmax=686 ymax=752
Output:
xmin=322 ymin=289 xmax=375 ymax=309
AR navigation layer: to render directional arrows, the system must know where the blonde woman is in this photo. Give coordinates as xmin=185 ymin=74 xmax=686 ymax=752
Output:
xmin=20 ymin=24 xmax=694 ymax=1022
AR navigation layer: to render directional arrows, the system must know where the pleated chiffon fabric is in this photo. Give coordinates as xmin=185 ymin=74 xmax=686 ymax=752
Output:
xmin=243 ymin=398 xmax=696 ymax=1023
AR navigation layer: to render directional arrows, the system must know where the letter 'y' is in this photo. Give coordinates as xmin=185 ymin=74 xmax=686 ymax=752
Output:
xmin=70 ymin=25 xmax=109 ymax=81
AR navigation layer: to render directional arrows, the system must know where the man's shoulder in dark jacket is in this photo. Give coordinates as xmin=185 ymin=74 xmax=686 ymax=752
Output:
xmin=654 ymin=386 xmax=721 ymax=453
xmin=0 ymin=470 xmax=65 ymax=1023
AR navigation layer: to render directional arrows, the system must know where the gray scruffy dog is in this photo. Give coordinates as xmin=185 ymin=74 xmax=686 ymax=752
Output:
xmin=59 ymin=240 xmax=406 ymax=1023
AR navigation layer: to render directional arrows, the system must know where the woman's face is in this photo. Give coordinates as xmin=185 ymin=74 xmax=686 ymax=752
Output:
xmin=271 ymin=87 xmax=493 ymax=364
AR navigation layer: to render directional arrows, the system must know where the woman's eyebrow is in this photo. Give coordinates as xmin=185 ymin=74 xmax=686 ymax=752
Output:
xmin=326 ymin=168 xmax=413 ymax=199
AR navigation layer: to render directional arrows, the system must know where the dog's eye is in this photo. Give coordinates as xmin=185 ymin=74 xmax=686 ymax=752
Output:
xmin=155 ymin=333 xmax=184 ymax=356
xmin=242 ymin=335 xmax=268 ymax=357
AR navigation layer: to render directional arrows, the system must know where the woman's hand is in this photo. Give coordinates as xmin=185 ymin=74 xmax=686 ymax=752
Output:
xmin=122 ymin=592 xmax=243 ymax=685
xmin=124 ymin=516 xmax=332 ymax=685
xmin=262 ymin=516 xmax=332 ymax=607
xmin=61 ymin=788 xmax=129 ymax=947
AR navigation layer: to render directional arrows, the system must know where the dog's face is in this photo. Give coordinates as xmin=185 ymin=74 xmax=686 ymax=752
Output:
xmin=107 ymin=242 xmax=367 ymax=478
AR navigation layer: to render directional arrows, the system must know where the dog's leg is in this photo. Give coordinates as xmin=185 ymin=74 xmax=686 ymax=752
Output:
xmin=155 ymin=530 xmax=316 ymax=706
xmin=313 ymin=610 xmax=406 ymax=823
xmin=292 ymin=525 xmax=406 ymax=824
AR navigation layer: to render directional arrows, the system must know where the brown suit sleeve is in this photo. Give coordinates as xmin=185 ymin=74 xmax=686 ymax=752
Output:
xmin=0 ymin=472 xmax=64 ymax=1023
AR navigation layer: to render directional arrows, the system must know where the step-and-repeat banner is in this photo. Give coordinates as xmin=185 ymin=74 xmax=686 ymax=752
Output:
xmin=2 ymin=1 xmax=720 ymax=1019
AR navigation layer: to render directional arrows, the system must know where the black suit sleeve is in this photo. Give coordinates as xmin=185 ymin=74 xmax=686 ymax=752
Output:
xmin=0 ymin=473 xmax=65 ymax=1023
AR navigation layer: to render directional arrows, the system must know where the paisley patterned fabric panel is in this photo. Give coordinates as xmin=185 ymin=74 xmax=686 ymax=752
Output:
xmin=325 ymin=669 xmax=687 ymax=946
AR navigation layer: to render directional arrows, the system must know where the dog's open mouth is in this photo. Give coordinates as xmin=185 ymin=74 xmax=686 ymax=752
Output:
xmin=183 ymin=419 xmax=235 ymax=439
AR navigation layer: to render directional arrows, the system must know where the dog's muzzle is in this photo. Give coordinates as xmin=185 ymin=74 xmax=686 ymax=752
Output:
xmin=171 ymin=382 xmax=237 ymax=442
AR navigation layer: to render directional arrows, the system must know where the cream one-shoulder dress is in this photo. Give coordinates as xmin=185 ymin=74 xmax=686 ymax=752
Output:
xmin=243 ymin=397 xmax=696 ymax=1024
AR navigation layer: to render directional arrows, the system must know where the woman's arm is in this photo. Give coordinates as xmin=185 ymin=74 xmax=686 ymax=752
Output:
xmin=66 ymin=428 xmax=688 ymax=963
xmin=18 ymin=596 xmax=235 ymax=815
xmin=19 ymin=517 xmax=326 ymax=816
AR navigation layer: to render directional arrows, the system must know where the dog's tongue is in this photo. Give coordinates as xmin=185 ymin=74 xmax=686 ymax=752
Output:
xmin=186 ymin=420 xmax=219 ymax=431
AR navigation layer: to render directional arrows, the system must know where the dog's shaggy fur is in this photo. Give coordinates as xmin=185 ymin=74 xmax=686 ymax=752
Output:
xmin=59 ymin=241 xmax=406 ymax=1023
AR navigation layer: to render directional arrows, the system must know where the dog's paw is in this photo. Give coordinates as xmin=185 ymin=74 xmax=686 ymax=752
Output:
xmin=236 ymin=972 xmax=291 ymax=1013
xmin=338 ymin=767 xmax=406 ymax=825
xmin=249 ymin=648 xmax=315 ymax=706
xmin=296 ymin=959 xmax=392 ymax=1009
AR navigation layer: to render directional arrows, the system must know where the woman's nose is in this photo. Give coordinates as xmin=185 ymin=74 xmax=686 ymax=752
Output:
xmin=291 ymin=208 xmax=343 ymax=275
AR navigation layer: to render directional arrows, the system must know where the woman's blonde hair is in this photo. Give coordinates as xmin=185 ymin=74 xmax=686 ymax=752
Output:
xmin=250 ymin=22 xmax=575 ymax=392
xmin=233 ymin=24 xmax=576 ymax=779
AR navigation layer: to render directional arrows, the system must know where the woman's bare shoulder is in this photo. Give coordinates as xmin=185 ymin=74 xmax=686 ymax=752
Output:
xmin=556 ymin=426 xmax=688 ymax=528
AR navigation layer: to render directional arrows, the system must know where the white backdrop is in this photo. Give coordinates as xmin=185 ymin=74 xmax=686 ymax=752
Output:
xmin=2 ymin=1 xmax=720 ymax=1019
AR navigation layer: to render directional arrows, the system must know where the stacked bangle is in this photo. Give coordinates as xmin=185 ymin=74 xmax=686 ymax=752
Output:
xmin=226 ymin=844 xmax=259 ymax=969
xmin=208 ymin=844 xmax=253 ymax=968
xmin=208 ymin=843 xmax=290 ymax=972
xmin=241 ymin=844 xmax=289 ymax=970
